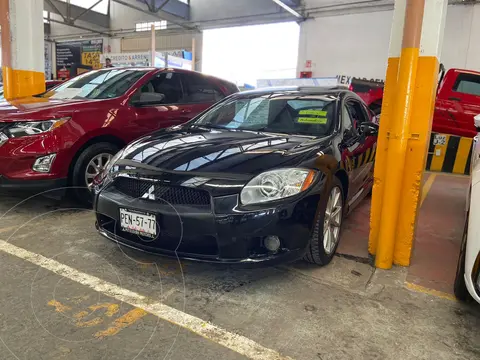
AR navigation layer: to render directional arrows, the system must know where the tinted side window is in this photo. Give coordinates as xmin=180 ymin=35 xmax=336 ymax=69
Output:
xmin=132 ymin=72 xmax=184 ymax=104
xmin=346 ymin=100 xmax=368 ymax=130
xmin=453 ymin=73 xmax=480 ymax=96
xmin=182 ymin=74 xmax=224 ymax=103
xmin=342 ymin=105 xmax=354 ymax=133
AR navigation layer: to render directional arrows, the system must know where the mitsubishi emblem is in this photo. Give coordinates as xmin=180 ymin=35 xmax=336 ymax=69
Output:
xmin=141 ymin=185 xmax=155 ymax=200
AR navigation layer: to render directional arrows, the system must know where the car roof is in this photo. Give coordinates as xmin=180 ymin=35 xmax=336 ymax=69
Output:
xmin=239 ymin=86 xmax=352 ymax=97
xmin=93 ymin=67 xmax=237 ymax=85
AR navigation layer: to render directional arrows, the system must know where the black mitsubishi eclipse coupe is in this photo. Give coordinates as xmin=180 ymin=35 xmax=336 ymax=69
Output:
xmin=93 ymin=87 xmax=378 ymax=266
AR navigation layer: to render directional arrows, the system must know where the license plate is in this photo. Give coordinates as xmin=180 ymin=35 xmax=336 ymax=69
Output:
xmin=119 ymin=208 xmax=157 ymax=238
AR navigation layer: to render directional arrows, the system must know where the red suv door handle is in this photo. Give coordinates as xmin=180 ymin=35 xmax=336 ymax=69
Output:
xmin=181 ymin=109 xmax=192 ymax=114
xmin=449 ymin=97 xmax=461 ymax=102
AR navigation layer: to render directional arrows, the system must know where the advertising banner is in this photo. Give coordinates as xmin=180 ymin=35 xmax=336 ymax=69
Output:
xmin=101 ymin=52 xmax=151 ymax=66
xmin=56 ymin=39 xmax=103 ymax=70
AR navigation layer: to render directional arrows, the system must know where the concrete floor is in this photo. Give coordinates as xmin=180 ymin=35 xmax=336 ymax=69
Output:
xmin=338 ymin=172 xmax=471 ymax=295
xmin=0 ymin=192 xmax=479 ymax=360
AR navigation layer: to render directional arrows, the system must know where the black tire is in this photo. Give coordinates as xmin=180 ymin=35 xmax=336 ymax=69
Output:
xmin=71 ymin=142 xmax=119 ymax=205
xmin=454 ymin=218 xmax=471 ymax=301
xmin=304 ymin=177 xmax=344 ymax=266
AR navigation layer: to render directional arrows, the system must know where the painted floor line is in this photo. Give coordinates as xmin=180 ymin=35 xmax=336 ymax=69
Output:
xmin=420 ymin=173 xmax=437 ymax=208
xmin=405 ymin=282 xmax=457 ymax=302
xmin=0 ymin=239 xmax=293 ymax=360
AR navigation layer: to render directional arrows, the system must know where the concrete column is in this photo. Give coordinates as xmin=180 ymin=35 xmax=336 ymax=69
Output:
xmin=394 ymin=0 xmax=448 ymax=266
xmin=368 ymin=0 xmax=407 ymax=257
xmin=369 ymin=0 xmax=448 ymax=269
xmin=151 ymin=24 xmax=156 ymax=67
xmin=0 ymin=0 xmax=45 ymax=100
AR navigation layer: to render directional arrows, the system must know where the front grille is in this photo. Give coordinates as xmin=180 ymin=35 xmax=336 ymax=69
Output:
xmin=113 ymin=177 xmax=211 ymax=207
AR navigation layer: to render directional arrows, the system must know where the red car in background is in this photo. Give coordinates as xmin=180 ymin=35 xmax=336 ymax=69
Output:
xmin=352 ymin=66 xmax=480 ymax=138
xmin=0 ymin=68 xmax=239 ymax=202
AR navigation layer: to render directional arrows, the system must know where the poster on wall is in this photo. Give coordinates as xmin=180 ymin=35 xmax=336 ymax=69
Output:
xmin=56 ymin=39 xmax=103 ymax=70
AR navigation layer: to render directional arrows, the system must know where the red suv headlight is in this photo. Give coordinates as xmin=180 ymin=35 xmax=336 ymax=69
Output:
xmin=3 ymin=117 xmax=70 ymax=138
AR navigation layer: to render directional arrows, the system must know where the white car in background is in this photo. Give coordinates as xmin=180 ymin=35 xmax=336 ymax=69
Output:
xmin=454 ymin=114 xmax=480 ymax=303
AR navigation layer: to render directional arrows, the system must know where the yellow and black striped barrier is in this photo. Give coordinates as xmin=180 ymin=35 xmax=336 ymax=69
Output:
xmin=426 ymin=133 xmax=473 ymax=175
xmin=339 ymin=144 xmax=377 ymax=171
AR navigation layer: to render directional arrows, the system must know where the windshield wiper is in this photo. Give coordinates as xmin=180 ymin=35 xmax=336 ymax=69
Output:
xmin=192 ymin=124 xmax=227 ymax=130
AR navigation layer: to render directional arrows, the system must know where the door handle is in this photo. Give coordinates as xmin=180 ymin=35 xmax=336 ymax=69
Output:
xmin=181 ymin=109 xmax=192 ymax=114
xmin=449 ymin=97 xmax=461 ymax=102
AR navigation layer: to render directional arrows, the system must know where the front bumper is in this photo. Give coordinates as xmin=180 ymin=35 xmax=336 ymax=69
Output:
xmin=0 ymin=127 xmax=71 ymax=188
xmin=94 ymin=186 xmax=314 ymax=265
xmin=0 ymin=175 xmax=67 ymax=192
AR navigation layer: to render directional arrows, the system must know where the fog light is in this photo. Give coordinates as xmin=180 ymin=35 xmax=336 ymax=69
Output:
xmin=264 ymin=236 xmax=281 ymax=252
xmin=33 ymin=154 xmax=56 ymax=173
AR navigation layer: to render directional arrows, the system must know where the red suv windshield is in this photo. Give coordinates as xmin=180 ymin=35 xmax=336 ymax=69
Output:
xmin=42 ymin=69 xmax=150 ymax=100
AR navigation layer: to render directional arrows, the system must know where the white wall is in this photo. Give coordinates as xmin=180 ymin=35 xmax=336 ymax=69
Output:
xmin=297 ymin=4 xmax=480 ymax=80
xmin=298 ymin=10 xmax=393 ymax=80
xmin=202 ymin=22 xmax=300 ymax=86
xmin=109 ymin=1 xmax=159 ymax=31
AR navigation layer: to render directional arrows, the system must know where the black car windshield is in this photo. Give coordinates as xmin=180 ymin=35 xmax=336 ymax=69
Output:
xmin=193 ymin=93 xmax=337 ymax=136
xmin=39 ymin=69 xmax=149 ymax=100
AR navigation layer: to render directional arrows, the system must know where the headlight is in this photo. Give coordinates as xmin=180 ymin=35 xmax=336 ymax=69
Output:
xmin=240 ymin=168 xmax=316 ymax=205
xmin=92 ymin=149 xmax=124 ymax=187
xmin=4 ymin=117 xmax=70 ymax=138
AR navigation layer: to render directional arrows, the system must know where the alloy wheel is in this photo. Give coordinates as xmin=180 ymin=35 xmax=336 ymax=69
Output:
xmin=85 ymin=153 xmax=113 ymax=188
xmin=323 ymin=186 xmax=343 ymax=254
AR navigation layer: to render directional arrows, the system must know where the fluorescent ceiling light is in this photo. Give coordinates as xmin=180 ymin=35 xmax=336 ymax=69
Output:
xmin=272 ymin=0 xmax=302 ymax=18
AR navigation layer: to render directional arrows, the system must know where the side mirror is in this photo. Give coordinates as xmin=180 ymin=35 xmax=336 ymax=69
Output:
xmin=474 ymin=114 xmax=480 ymax=132
xmin=132 ymin=92 xmax=165 ymax=107
xmin=359 ymin=122 xmax=379 ymax=136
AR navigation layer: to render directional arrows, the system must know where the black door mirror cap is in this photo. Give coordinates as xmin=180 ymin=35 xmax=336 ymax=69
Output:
xmin=133 ymin=92 xmax=166 ymax=107
xmin=359 ymin=121 xmax=379 ymax=136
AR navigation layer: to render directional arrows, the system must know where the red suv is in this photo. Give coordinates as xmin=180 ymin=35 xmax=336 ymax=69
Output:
xmin=0 ymin=67 xmax=238 ymax=201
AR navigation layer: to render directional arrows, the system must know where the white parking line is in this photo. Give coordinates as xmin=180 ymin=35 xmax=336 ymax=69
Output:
xmin=0 ymin=240 xmax=293 ymax=360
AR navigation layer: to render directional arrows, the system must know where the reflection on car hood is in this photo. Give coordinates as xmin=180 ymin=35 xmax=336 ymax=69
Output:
xmin=0 ymin=96 xmax=95 ymax=121
xmin=121 ymin=126 xmax=330 ymax=176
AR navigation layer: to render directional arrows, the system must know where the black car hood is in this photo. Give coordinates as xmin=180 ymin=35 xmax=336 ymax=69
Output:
xmin=120 ymin=126 xmax=331 ymax=178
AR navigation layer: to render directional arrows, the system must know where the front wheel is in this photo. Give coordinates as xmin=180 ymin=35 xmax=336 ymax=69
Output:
xmin=304 ymin=178 xmax=344 ymax=266
xmin=71 ymin=142 xmax=119 ymax=205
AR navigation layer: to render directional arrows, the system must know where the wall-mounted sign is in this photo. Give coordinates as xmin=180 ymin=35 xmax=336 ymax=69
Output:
xmin=305 ymin=60 xmax=312 ymax=68
xmin=101 ymin=52 xmax=151 ymax=66
xmin=336 ymin=74 xmax=385 ymax=86
xmin=56 ymin=39 xmax=103 ymax=70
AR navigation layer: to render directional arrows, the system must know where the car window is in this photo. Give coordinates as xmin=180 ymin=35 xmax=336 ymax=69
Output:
xmin=342 ymin=104 xmax=353 ymax=133
xmin=345 ymin=100 xmax=368 ymax=130
xmin=194 ymin=94 xmax=336 ymax=136
xmin=132 ymin=72 xmax=184 ymax=104
xmin=182 ymin=74 xmax=224 ymax=104
xmin=43 ymin=69 xmax=149 ymax=100
xmin=453 ymin=73 xmax=480 ymax=96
